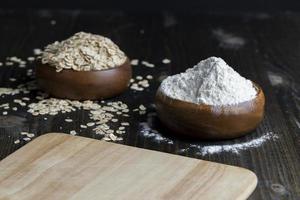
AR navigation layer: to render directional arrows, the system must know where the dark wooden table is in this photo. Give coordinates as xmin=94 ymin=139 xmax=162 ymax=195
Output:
xmin=0 ymin=10 xmax=299 ymax=199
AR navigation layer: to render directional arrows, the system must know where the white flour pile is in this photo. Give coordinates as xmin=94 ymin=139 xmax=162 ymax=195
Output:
xmin=160 ymin=57 xmax=257 ymax=105
xmin=41 ymin=32 xmax=127 ymax=72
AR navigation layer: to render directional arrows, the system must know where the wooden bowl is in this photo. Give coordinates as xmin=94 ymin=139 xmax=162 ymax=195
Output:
xmin=155 ymin=83 xmax=265 ymax=140
xmin=36 ymin=59 xmax=132 ymax=100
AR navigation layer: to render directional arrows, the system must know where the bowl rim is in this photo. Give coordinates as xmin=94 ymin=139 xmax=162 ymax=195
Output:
xmin=156 ymin=81 xmax=263 ymax=109
xmin=37 ymin=57 xmax=131 ymax=74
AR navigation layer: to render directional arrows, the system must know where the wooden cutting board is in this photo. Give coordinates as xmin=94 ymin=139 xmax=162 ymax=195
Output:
xmin=0 ymin=133 xmax=257 ymax=200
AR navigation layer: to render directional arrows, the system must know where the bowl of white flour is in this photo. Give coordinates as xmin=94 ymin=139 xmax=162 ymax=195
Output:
xmin=155 ymin=57 xmax=265 ymax=139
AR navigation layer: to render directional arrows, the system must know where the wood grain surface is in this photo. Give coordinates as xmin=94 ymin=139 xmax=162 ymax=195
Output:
xmin=0 ymin=10 xmax=299 ymax=199
xmin=0 ymin=133 xmax=257 ymax=200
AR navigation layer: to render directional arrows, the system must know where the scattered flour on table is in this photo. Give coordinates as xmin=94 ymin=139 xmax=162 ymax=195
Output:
xmin=294 ymin=118 xmax=300 ymax=129
xmin=191 ymin=132 xmax=278 ymax=156
xmin=50 ymin=20 xmax=56 ymax=25
xmin=163 ymin=13 xmax=177 ymax=27
xmin=138 ymin=123 xmax=278 ymax=155
xmin=267 ymin=71 xmax=285 ymax=86
xmin=139 ymin=122 xmax=174 ymax=144
xmin=160 ymin=57 xmax=257 ymax=105
xmin=212 ymin=29 xmax=246 ymax=49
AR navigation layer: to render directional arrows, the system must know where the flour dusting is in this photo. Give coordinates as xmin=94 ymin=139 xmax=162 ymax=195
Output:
xmin=267 ymin=71 xmax=285 ymax=86
xmin=212 ymin=29 xmax=246 ymax=49
xmin=192 ymin=132 xmax=278 ymax=155
xmin=139 ymin=122 xmax=174 ymax=144
xmin=138 ymin=123 xmax=278 ymax=156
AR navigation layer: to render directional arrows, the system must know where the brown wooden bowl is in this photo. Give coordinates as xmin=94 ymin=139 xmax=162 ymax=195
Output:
xmin=36 ymin=59 xmax=132 ymax=100
xmin=155 ymin=83 xmax=265 ymax=140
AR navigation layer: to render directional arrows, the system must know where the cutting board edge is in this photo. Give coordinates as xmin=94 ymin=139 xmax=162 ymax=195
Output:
xmin=0 ymin=132 xmax=258 ymax=199
xmin=46 ymin=133 xmax=259 ymax=198
xmin=35 ymin=133 xmax=259 ymax=177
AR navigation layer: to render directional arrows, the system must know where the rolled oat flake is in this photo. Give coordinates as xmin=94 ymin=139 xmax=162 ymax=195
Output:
xmin=41 ymin=32 xmax=127 ymax=72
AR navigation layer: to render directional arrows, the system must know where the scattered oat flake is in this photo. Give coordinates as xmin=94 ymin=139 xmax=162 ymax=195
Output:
xmin=141 ymin=61 xmax=155 ymax=68
xmin=130 ymin=59 xmax=139 ymax=66
xmin=27 ymin=133 xmax=35 ymax=138
xmin=109 ymin=133 xmax=117 ymax=141
xmin=80 ymin=125 xmax=87 ymax=128
xmin=14 ymin=99 xmax=27 ymax=106
xmin=146 ymin=75 xmax=153 ymax=79
xmin=2 ymin=111 xmax=7 ymax=115
xmin=25 ymin=98 xmax=128 ymax=141
xmin=130 ymin=84 xmax=144 ymax=91
xmin=87 ymin=122 xmax=95 ymax=127
xmin=136 ymin=76 xmax=143 ymax=80
xmin=103 ymin=136 xmax=110 ymax=141
xmin=5 ymin=62 xmax=13 ymax=66
xmin=23 ymin=137 xmax=31 ymax=141
xmin=70 ymin=130 xmax=77 ymax=135
xmin=138 ymin=80 xmax=149 ymax=87
xmin=121 ymin=122 xmax=130 ymax=126
xmin=162 ymin=58 xmax=171 ymax=64
xmin=28 ymin=98 xmax=77 ymax=116
xmin=18 ymin=64 xmax=26 ymax=68
xmin=129 ymin=78 xmax=150 ymax=91
xmin=0 ymin=88 xmax=21 ymax=96
xmin=14 ymin=139 xmax=20 ymax=144
xmin=1 ymin=103 xmax=9 ymax=109
xmin=33 ymin=48 xmax=42 ymax=55
xmin=139 ymin=105 xmax=146 ymax=110
xmin=27 ymin=57 xmax=35 ymax=61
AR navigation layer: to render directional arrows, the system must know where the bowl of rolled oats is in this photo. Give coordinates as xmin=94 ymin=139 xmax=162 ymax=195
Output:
xmin=36 ymin=32 xmax=132 ymax=100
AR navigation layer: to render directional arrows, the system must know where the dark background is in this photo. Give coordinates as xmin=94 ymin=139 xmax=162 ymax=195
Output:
xmin=1 ymin=0 xmax=300 ymax=12
xmin=0 ymin=0 xmax=299 ymax=199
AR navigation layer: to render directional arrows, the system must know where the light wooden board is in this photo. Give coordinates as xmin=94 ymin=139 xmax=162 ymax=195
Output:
xmin=0 ymin=133 xmax=257 ymax=200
